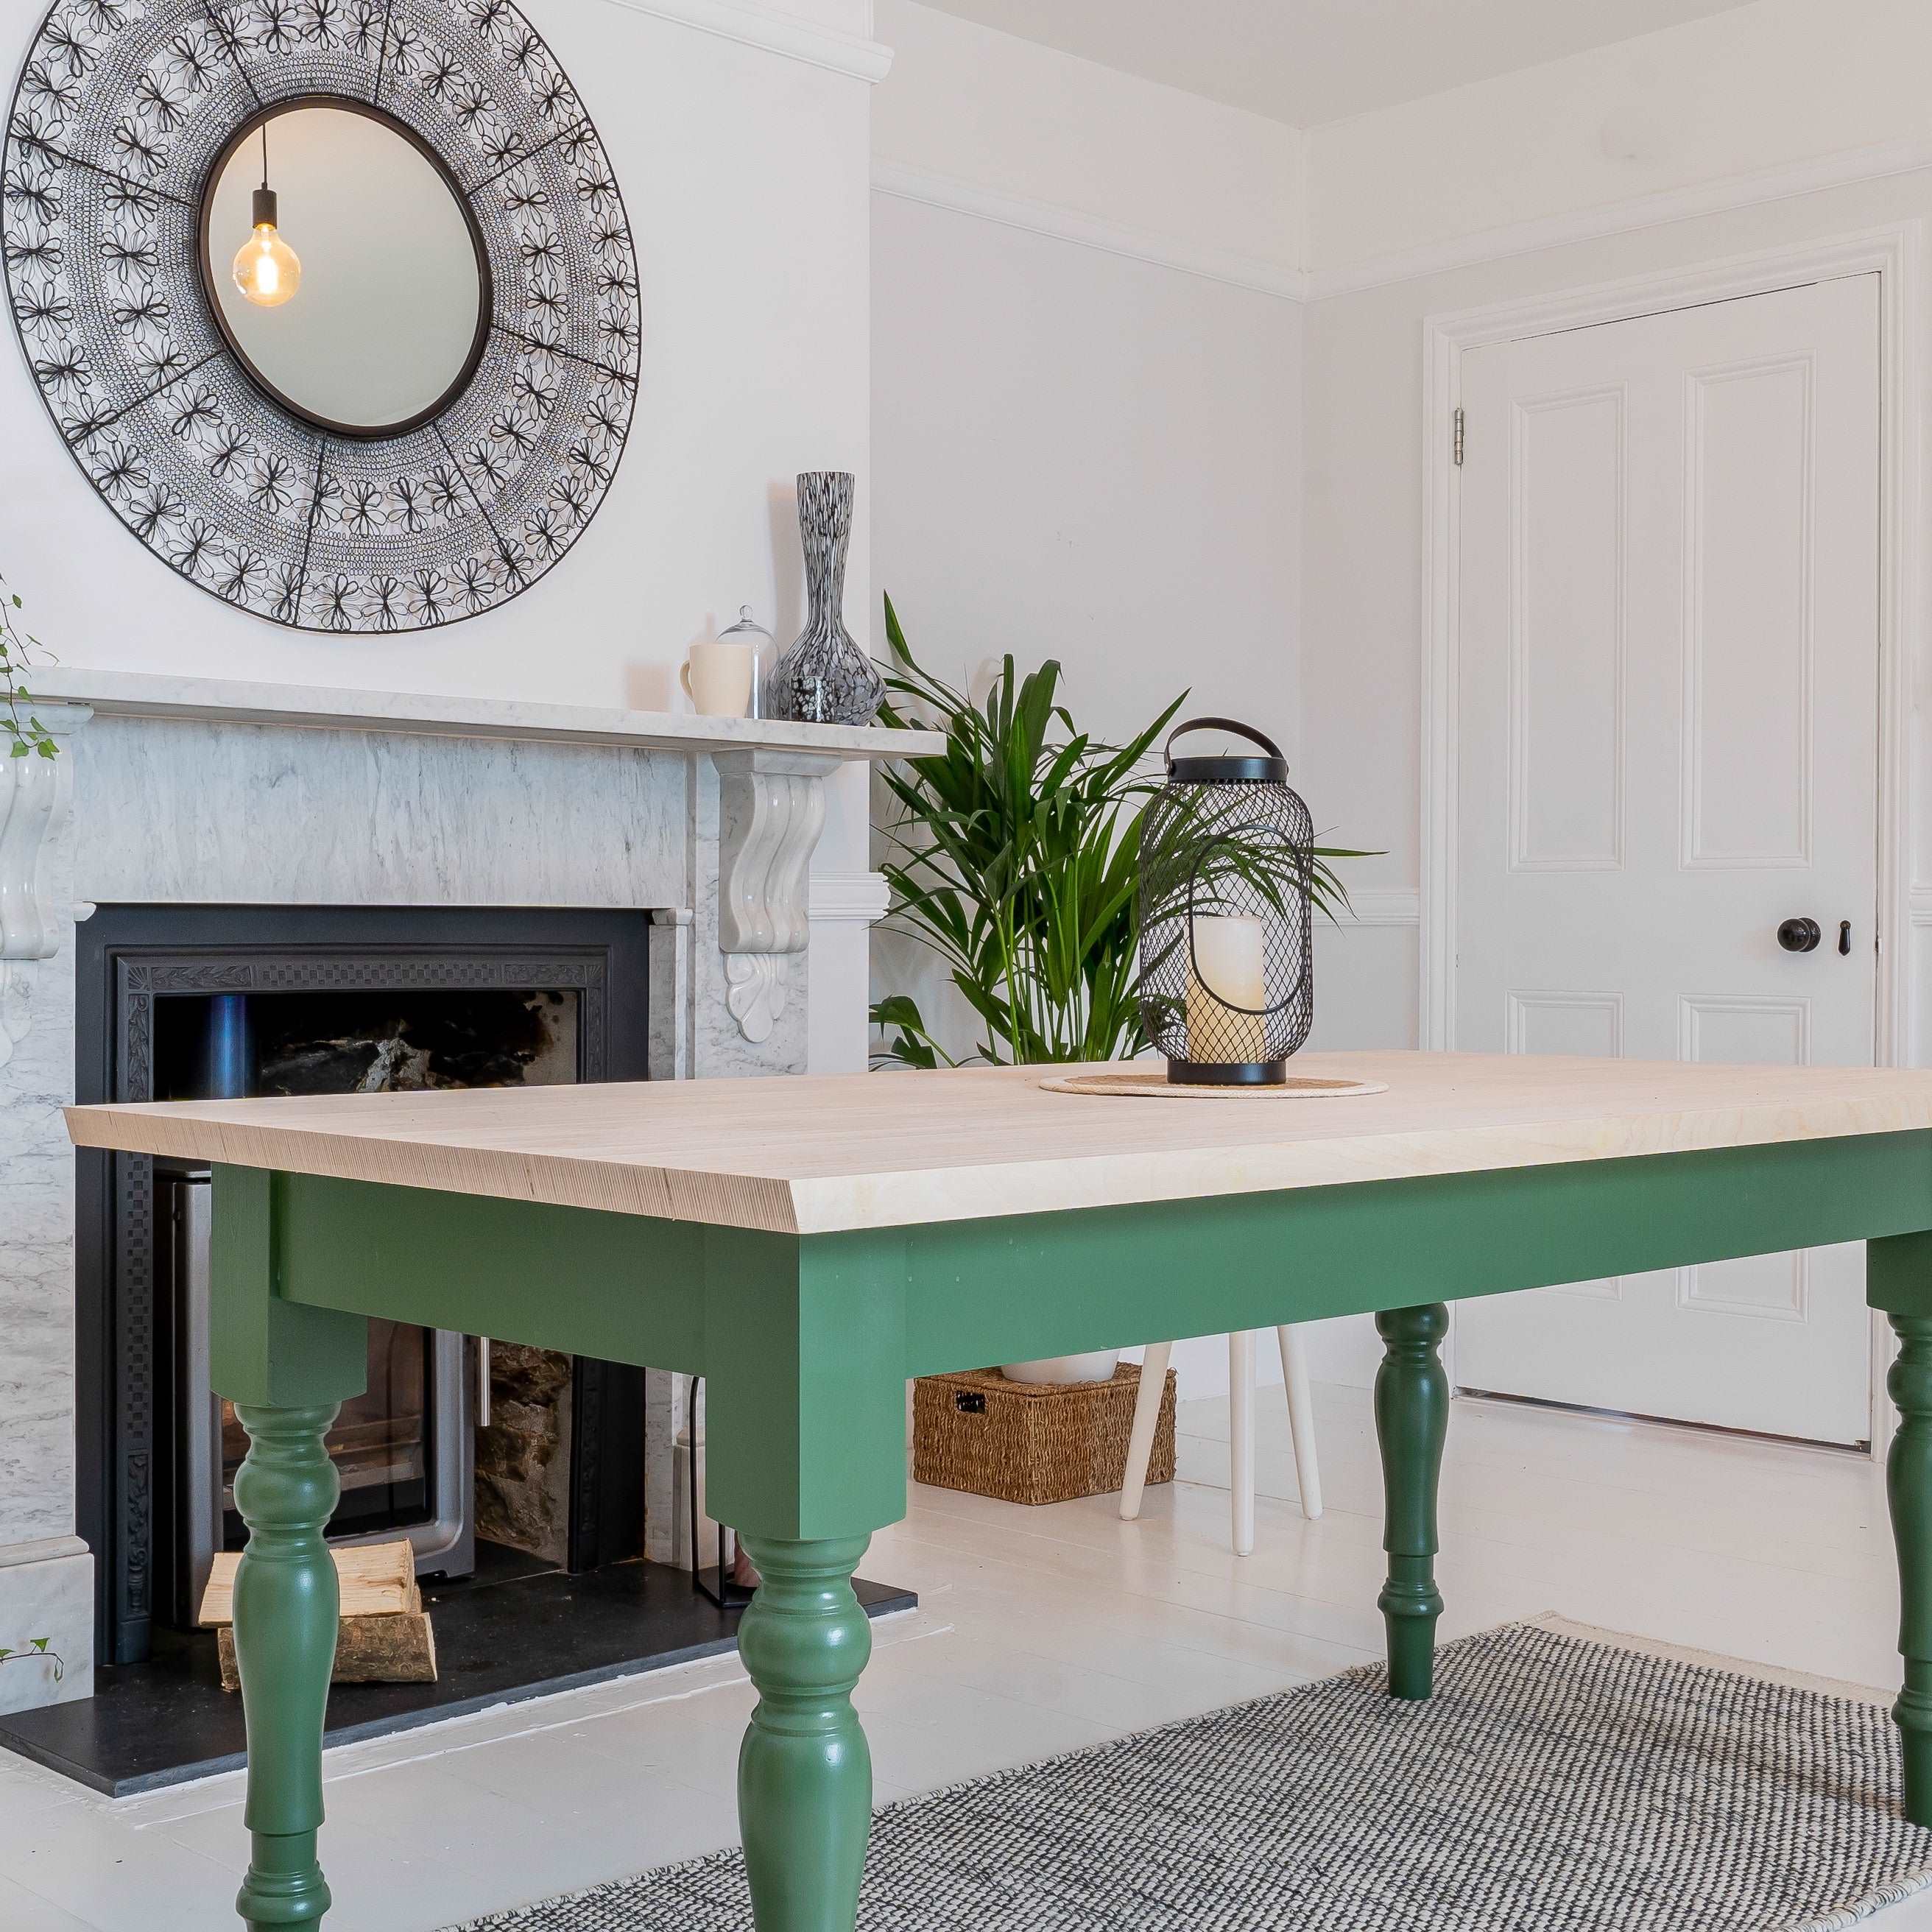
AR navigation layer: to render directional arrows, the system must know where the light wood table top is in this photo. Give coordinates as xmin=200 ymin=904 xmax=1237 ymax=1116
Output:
xmin=63 ymin=1051 xmax=1932 ymax=1235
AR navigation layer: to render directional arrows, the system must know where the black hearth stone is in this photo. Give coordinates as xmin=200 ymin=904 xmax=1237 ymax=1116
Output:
xmin=0 ymin=1543 xmax=917 ymax=1797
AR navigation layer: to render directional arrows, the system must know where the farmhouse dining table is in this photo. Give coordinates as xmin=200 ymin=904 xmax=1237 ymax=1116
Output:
xmin=63 ymin=1049 xmax=1932 ymax=1928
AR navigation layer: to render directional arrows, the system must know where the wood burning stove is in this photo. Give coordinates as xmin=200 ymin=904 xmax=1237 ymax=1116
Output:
xmin=161 ymin=1170 xmax=473 ymax=1628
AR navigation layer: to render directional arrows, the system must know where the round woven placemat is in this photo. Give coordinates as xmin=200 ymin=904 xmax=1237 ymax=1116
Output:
xmin=1040 ymin=1071 xmax=1389 ymax=1100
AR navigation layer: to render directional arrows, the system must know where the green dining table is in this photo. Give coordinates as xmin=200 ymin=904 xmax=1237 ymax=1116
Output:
xmin=64 ymin=1048 xmax=1932 ymax=1929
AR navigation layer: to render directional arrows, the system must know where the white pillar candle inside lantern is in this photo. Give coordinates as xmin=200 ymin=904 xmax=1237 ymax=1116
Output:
xmin=1185 ymin=914 xmax=1268 ymax=1064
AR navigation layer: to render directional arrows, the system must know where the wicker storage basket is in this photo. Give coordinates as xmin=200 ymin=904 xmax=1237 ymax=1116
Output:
xmin=912 ymin=1363 xmax=1177 ymax=1507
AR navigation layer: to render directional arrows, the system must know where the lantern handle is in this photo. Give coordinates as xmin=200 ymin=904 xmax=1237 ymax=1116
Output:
xmin=1164 ymin=716 xmax=1285 ymax=766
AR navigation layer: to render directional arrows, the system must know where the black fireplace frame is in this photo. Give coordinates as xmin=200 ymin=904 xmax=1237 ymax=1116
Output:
xmin=74 ymin=903 xmax=655 ymax=1665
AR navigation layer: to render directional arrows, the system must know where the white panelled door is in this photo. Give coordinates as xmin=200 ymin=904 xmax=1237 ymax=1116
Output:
xmin=1452 ymin=275 xmax=1880 ymax=1445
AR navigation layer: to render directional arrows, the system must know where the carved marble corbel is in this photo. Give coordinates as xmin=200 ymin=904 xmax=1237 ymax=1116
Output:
xmin=712 ymin=749 xmax=839 ymax=1043
xmin=0 ymin=705 xmax=91 ymax=961
xmin=723 ymin=954 xmax=789 ymax=1046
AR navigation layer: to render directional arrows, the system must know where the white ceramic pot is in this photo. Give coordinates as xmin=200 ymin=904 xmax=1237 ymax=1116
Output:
xmin=999 ymin=1350 xmax=1121 ymax=1387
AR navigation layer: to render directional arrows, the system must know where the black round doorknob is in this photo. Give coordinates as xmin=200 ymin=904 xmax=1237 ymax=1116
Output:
xmin=1777 ymin=917 xmax=1822 ymax=953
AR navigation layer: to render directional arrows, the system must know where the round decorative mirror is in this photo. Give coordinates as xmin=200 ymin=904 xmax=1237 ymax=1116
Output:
xmin=200 ymin=102 xmax=491 ymax=440
xmin=2 ymin=0 xmax=641 ymax=635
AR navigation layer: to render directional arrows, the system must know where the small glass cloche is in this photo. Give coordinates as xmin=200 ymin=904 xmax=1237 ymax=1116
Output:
xmin=718 ymin=605 xmax=774 ymax=720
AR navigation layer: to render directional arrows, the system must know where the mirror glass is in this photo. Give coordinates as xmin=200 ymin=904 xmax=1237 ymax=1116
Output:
xmin=202 ymin=103 xmax=488 ymax=437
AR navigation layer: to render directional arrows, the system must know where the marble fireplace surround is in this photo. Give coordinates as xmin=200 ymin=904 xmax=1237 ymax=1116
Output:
xmin=0 ymin=666 xmax=939 ymax=1717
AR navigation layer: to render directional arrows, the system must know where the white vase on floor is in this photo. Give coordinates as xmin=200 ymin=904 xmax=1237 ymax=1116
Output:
xmin=1000 ymin=1350 xmax=1121 ymax=1386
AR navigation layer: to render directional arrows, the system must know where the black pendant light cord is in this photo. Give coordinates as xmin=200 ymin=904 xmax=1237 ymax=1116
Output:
xmin=252 ymin=121 xmax=277 ymax=231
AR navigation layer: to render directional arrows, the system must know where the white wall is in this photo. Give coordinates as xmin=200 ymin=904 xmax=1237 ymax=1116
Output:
xmin=871 ymin=197 xmax=1302 ymax=747
xmin=872 ymin=0 xmax=1303 ymax=290
xmin=869 ymin=1 xmax=1309 ymax=1400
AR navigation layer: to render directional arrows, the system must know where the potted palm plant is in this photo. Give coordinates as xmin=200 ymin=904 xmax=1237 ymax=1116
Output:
xmin=871 ymin=593 xmax=1362 ymax=1073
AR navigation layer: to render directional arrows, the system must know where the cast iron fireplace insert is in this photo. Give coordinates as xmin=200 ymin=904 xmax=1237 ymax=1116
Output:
xmin=72 ymin=903 xmax=655 ymax=1668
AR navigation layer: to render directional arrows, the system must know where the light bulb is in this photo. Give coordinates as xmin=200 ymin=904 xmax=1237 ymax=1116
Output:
xmin=233 ymin=187 xmax=300 ymax=309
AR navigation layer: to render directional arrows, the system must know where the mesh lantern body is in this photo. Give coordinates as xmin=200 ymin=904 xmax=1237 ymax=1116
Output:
xmin=1136 ymin=719 xmax=1315 ymax=1086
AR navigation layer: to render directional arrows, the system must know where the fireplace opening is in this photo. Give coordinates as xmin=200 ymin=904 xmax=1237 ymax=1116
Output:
xmin=155 ymin=983 xmax=593 ymax=1623
xmin=74 ymin=905 xmax=655 ymax=1668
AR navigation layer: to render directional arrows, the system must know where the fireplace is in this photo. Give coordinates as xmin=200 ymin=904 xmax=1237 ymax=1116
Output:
xmin=73 ymin=904 xmax=655 ymax=1665
xmin=0 ymin=667 xmax=926 ymax=1760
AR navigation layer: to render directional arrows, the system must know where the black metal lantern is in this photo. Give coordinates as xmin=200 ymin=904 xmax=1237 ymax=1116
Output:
xmin=1137 ymin=719 xmax=1315 ymax=1086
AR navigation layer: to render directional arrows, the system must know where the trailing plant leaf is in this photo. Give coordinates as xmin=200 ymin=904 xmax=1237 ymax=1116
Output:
xmin=870 ymin=596 xmax=1376 ymax=1069
xmin=0 ymin=577 xmax=59 ymax=762
xmin=0 ymin=1636 xmax=64 ymax=1683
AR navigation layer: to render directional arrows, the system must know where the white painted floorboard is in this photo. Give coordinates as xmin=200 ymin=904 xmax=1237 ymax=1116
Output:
xmin=0 ymin=1383 xmax=1924 ymax=1931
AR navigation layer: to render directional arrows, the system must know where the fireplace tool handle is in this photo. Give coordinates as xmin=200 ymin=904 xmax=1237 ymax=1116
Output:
xmin=476 ymin=1337 xmax=492 ymax=1429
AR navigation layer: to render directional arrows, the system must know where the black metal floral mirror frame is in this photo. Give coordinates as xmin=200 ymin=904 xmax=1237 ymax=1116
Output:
xmin=2 ymin=0 xmax=641 ymax=634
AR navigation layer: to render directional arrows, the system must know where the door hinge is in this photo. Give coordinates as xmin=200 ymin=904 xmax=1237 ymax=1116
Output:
xmin=1452 ymin=407 xmax=1465 ymax=467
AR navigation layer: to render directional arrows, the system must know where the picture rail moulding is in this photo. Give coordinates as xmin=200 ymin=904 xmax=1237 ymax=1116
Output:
xmin=1306 ymin=135 xmax=1932 ymax=302
xmin=870 ymin=160 xmax=1307 ymax=303
xmin=885 ymin=127 xmax=1932 ymax=311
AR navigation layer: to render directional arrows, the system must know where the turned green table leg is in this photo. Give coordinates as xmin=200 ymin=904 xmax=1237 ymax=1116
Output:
xmin=1376 ymin=1302 xmax=1449 ymax=1700
xmin=1890 ymin=1314 xmax=1932 ymax=1827
xmin=736 ymin=1534 xmax=874 ymax=1931
xmin=701 ymin=1224 xmax=910 ymax=1932
xmin=1868 ymin=1234 xmax=1932 ymax=1827
xmin=232 ymin=1403 xmax=345 ymax=1926
xmin=208 ymin=1166 xmax=369 ymax=1929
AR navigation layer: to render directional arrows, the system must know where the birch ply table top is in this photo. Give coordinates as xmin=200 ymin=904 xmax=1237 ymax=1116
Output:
xmin=63 ymin=1051 xmax=1932 ymax=1235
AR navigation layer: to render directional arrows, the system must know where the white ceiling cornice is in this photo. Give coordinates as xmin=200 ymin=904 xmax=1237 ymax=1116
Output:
xmin=877 ymin=127 xmax=1932 ymax=310
xmin=1308 ymin=135 xmax=1932 ymax=300
xmin=596 ymin=0 xmax=895 ymax=82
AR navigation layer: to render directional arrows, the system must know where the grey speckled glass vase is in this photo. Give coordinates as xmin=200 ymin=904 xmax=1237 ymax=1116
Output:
xmin=770 ymin=472 xmax=884 ymax=725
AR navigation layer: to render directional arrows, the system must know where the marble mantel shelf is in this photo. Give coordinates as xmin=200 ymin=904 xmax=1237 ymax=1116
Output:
xmin=1 ymin=666 xmax=931 ymax=1051
xmin=26 ymin=666 xmax=946 ymax=761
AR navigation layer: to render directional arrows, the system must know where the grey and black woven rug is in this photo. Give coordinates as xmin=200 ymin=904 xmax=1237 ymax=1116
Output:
xmin=448 ymin=1621 xmax=1932 ymax=1931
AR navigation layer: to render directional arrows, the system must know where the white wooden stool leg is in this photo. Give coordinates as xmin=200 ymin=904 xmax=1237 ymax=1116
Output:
xmin=1276 ymin=1324 xmax=1324 ymax=1520
xmin=1118 ymin=1342 xmax=1173 ymax=1522
xmin=1230 ymin=1330 xmax=1255 ymax=1556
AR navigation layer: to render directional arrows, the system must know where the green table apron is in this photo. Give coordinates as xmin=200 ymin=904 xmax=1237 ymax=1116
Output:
xmin=208 ymin=1129 xmax=1932 ymax=1929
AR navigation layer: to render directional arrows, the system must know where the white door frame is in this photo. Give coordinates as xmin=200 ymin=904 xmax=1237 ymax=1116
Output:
xmin=1420 ymin=223 xmax=1927 ymax=1451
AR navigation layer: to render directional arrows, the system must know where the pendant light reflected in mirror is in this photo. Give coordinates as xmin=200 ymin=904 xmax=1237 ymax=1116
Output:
xmin=233 ymin=122 xmax=301 ymax=308
xmin=202 ymin=101 xmax=490 ymax=436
